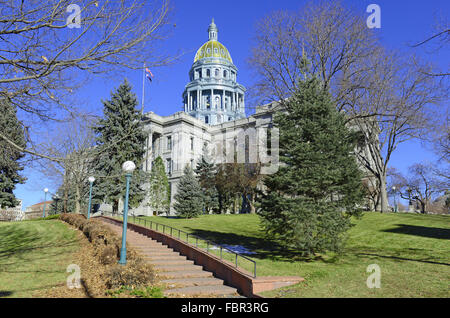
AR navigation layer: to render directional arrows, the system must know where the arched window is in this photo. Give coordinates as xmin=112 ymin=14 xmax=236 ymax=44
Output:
xmin=205 ymin=116 xmax=209 ymax=124
xmin=215 ymin=69 xmax=219 ymax=77
xmin=215 ymin=96 xmax=220 ymax=109
xmin=206 ymin=69 xmax=210 ymax=77
xmin=223 ymin=70 xmax=227 ymax=78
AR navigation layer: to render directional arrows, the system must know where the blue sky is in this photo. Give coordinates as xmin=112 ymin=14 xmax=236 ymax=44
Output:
xmin=14 ymin=0 xmax=449 ymax=210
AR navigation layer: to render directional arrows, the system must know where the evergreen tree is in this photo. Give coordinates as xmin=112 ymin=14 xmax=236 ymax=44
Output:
xmin=257 ymin=62 xmax=365 ymax=257
xmin=0 ymin=99 xmax=26 ymax=208
xmin=147 ymin=156 xmax=170 ymax=215
xmin=92 ymin=79 xmax=147 ymax=213
xmin=173 ymin=164 xmax=204 ymax=218
xmin=195 ymin=155 xmax=219 ymax=213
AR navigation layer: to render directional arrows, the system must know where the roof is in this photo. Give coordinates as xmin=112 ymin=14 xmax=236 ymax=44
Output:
xmin=194 ymin=40 xmax=233 ymax=63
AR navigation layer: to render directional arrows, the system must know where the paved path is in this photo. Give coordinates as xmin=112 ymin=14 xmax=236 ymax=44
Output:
xmin=101 ymin=220 xmax=240 ymax=297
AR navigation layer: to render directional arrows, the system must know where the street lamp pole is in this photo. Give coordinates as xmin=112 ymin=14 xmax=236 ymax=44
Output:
xmin=42 ymin=188 xmax=48 ymax=218
xmin=392 ymin=186 xmax=397 ymax=212
xmin=87 ymin=177 xmax=95 ymax=219
xmin=119 ymin=161 xmax=136 ymax=266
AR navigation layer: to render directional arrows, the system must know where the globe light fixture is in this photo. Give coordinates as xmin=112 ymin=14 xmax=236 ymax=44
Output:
xmin=87 ymin=176 xmax=95 ymax=219
xmin=119 ymin=161 xmax=135 ymax=265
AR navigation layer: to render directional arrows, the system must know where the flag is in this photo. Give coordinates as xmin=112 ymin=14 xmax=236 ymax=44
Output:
xmin=145 ymin=67 xmax=154 ymax=82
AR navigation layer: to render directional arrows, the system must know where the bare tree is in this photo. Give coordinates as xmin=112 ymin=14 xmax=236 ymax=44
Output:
xmin=247 ymin=0 xmax=447 ymax=212
xmin=410 ymin=13 xmax=449 ymax=77
xmin=36 ymin=116 xmax=96 ymax=213
xmin=0 ymin=0 xmax=175 ymax=159
xmin=390 ymin=163 xmax=448 ymax=214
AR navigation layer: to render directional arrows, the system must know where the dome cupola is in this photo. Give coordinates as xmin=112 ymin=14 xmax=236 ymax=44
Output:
xmin=182 ymin=19 xmax=246 ymax=125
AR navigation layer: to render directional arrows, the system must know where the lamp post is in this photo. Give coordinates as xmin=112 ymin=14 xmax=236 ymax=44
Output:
xmin=392 ymin=186 xmax=397 ymax=212
xmin=406 ymin=187 xmax=412 ymax=212
xmin=119 ymin=161 xmax=136 ymax=266
xmin=42 ymin=188 xmax=48 ymax=218
xmin=87 ymin=176 xmax=95 ymax=219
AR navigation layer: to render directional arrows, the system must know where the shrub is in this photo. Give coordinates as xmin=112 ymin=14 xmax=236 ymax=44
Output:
xmin=59 ymin=213 xmax=159 ymax=294
xmin=105 ymin=259 xmax=156 ymax=289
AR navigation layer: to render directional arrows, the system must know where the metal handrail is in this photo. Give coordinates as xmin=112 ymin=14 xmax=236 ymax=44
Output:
xmin=103 ymin=212 xmax=256 ymax=278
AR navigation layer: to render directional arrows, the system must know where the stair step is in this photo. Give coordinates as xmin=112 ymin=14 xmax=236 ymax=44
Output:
xmin=143 ymin=255 xmax=187 ymax=261
xmin=164 ymin=285 xmax=238 ymax=297
xmin=148 ymin=259 xmax=194 ymax=266
xmin=153 ymin=264 xmax=203 ymax=272
xmin=162 ymin=277 xmax=225 ymax=288
xmin=159 ymin=270 xmax=213 ymax=279
xmin=135 ymin=249 xmax=179 ymax=255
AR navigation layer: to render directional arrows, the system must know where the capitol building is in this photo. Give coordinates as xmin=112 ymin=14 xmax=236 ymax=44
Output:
xmin=100 ymin=19 xmax=377 ymax=216
xmin=122 ymin=19 xmax=279 ymax=216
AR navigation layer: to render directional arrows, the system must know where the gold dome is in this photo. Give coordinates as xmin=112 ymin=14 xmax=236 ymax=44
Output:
xmin=194 ymin=40 xmax=233 ymax=63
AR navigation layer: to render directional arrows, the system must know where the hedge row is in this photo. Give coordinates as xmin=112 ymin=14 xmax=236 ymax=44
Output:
xmin=59 ymin=213 xmax=157 ymax=290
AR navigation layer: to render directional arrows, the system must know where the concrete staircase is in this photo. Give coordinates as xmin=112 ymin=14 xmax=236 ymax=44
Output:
xmin=103 ymin=221 xmax=240 ymax=297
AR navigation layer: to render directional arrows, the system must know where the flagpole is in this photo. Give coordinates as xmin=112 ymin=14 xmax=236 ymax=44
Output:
xmin=141 ymin=62 xmax=145 ymax=115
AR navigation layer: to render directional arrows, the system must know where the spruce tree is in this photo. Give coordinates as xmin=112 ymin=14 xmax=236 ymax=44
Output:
xmin=173 ymin=164 xmax=203 ymax=218
xmin=195 ymin=155 xmax=219 ymax=213
xmin=92 ymin=79 xmax=147 ymax=212
xmin=257 ymin=62 xmax=364 ymax=257
xmin=147 ymin=156 xmax=170 ymax=215
xmin=0 ymin=99 xmax=26 ymax=208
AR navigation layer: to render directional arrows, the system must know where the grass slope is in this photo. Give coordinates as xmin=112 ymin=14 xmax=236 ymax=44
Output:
xmin=0 ymin=219 xmax=80 ymax=298
xmin=140 ymin=212 xmax=450 ymax=297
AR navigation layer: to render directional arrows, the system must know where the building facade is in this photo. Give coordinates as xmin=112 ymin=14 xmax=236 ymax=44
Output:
xmin=109 ymin=19 xmax=378 ymax=216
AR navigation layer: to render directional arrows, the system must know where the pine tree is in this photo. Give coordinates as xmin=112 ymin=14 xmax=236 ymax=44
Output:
xmin=257 ymin=61 xmax=365 ymax=257
xmin=147 ymin=156 xmax=170 ymax=215
xmin=195 ymin=155 xmax=219 ymax=213
xmin=173 ymin=164 xmax=204 ymax=218
xmin=92 ymin=79 xmax=147 ymax=212
xmin=0 ymin=99 xmax=26 ymax=208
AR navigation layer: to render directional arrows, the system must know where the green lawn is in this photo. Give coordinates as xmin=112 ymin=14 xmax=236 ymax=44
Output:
xmin=0 ymin=219 xmax=80 ymax=298
xmin=134 ymin=212 xmax=450 ymax=297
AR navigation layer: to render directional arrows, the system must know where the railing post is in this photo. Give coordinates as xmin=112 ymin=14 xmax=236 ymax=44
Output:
xmin=235 ymin=254 xmax=238 ymax=268
xmin=220 ymin=246 xmax=222 ymax=259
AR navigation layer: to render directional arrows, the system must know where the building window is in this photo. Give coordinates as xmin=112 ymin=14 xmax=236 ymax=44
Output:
xmin=223 ymin=70 xmax=227 ymax=78
xmin=206 ymin=69 xmax=210 ymax=77
xmin=190 ymin=136 xmax=194 ymax=151
xmin=167 ymin=136 xmax=172 ymax=151
xmin=214 ymin=48 xmax=218 ymax=54
xmin=166 ymin=158 xmax=172 ymax=174
xmin=215 ymin=69 xmax=219 ymax=77
xmin=205 ymin=116 xmax=209 ymax=124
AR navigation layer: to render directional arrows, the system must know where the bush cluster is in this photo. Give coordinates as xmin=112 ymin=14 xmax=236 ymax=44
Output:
xmin=59 ymin=213 xmax=157 ymax=291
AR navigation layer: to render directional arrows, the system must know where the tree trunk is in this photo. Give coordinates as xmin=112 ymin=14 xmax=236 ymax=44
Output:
xmin=379 ymin=174 xmax=389 ymax=213
xmin=74 ymin=185 xmax=80 ymax=214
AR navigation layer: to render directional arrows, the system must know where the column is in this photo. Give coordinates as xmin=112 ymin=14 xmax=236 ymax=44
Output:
xmin=197 ymin=89 xmax=200 ymax=110
xmin=222 ymin=90 xmax=225 ymax=110
xmin=242 ymin=94 xmax=245 ymax=112
xmin=211 ymin=89 xmax=214 ymax=109
xmin=199 ymin=89 xmax=202 ymax=109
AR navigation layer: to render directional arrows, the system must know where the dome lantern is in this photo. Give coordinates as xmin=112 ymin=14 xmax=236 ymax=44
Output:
xmin=208 ymin=18 xmax=218 ymax=41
